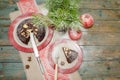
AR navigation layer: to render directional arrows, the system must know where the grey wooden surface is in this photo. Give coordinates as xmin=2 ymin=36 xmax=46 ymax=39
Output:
xmin=0 ymin=0 xmax=120 ymax=80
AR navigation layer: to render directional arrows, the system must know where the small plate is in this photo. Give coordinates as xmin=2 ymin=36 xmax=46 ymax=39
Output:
xmin=8 ymin=13 xmax=54 ymax=52
xmin=47 ymin=39 xmax=83 ymax=74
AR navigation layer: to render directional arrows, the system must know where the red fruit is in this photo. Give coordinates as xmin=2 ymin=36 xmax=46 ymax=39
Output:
xmin=80 ymin=13 xmax=94 ymax=28
xmin=68 ymin=28 xmax=82 ymax=40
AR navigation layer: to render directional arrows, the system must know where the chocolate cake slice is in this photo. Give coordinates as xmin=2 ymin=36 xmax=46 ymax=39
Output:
xmin=62 ymin=47 xmax=78 ymax=63
xmin=35 ymin=24 xmax=46 ymax=42
xmin=17 ymin=19 xmax=46 ymax=45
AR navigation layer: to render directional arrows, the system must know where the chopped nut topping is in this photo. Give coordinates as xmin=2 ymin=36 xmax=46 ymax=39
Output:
xmin=17 ymin=19 xmax=46 ymax=45
xmin=23 ymin=24 xmax=28 ymax=28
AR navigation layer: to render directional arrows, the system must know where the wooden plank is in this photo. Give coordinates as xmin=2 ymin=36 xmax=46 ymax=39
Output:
xmin=0 ymin=60 xmax=119 ymax=80
xmin=0 ymin=27 xmax=10 ymax=46
xmin=86 ymin=21 xmax=120 ymax=32
xmin=0 ymin=9 xmax=119 ymax=21
xmin=79 ymin=60 xmax=120 ymax=77
xmin=2 ymin=63 xmax=23 ymax=70
xmin=1 ymin=0 xmax=120 ymax=14
xmin=79 ymin=32 xmax=120 ymax=46
xmin=79 ymin=9 xmax=120 ymax=21
xmin=0 ymin=40 xmax=10 ymax=46
xmin=79 ymin=0 xmax=120 ymax=9
xmin=1 ymin=20 xmax=120 ymax=32
xmin=1 ymin=28 xmax=120 ymax=46
xmin=81 ymin=77 xmax=120 ymax=80
xmin=0 ymin=45 xmax=120 ymax=62
xmin=81 ymin=45 xmax=120 ymax=61
xmin=0 ymin=70 xmax=26 ymax=80
xmin=1 ymin=21 xmax=120 ymax=32
xmin=0 ymin=27 xmax=9 ymax=40
xmin=0 ymin=20 xmax=10 ymax=26
xmin=0 ymin=0 xmax=120 ymax=13
xmin=0 ymin=73 xmax=119 ymax=80
xmin=0 ymin=46 xmax=21 ymax=63
xmin=0 ymin=63 xmax=26 ymax=80
xmin=0 ymin=6 xmax=119 ymax=28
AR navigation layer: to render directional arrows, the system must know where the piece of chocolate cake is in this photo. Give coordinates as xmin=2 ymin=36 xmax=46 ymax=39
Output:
xmin=62 ymin=47 xmax=78 ymax=63
xmin=17 ymin=19 xmax=46 ymax=45
xmin=36 ymin=25 xmax=46 ymax=42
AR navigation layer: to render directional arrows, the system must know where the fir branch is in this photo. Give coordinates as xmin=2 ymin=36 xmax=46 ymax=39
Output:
xmin=46 ymin=0 xmax=80 ymax=31
xmin=31 ymin=14 xmax=53 ymax=27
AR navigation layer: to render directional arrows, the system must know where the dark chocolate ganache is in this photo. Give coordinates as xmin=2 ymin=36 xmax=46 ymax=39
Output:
xmin=17 ymin=19 xmax=46 ymax=45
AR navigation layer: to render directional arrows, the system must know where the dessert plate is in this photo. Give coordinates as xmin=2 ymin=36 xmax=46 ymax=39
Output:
xmin=47 ymin=39 xmax=83 ymax=74
xmin=8 ymin=13 xmax=54 ymax=52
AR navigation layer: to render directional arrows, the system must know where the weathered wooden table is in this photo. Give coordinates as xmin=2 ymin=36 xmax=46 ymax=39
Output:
xmin=0 ymin=0 xmax=120 ymax=80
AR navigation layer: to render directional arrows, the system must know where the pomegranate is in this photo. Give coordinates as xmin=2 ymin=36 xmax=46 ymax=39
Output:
xmin=80 ymin=13 xmax=94 ymax=28
xmin=68 ymin=28 xmax=82 ymax=40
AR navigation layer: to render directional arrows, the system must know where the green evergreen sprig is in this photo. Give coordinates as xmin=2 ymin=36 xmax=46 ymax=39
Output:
xmin=46 ymin=0 xmax=81 ymax=31
xmin=32 ymin=14 xmax=53 ymax=27
xmin=31 ymin=0 xmax=81 ymax=31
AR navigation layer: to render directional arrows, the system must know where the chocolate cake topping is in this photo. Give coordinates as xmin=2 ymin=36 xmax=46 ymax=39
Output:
xmin=17 ymin=19 xmax=46 ymax=45
xmin=62 ymin=47 xmax=78 ymax=63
